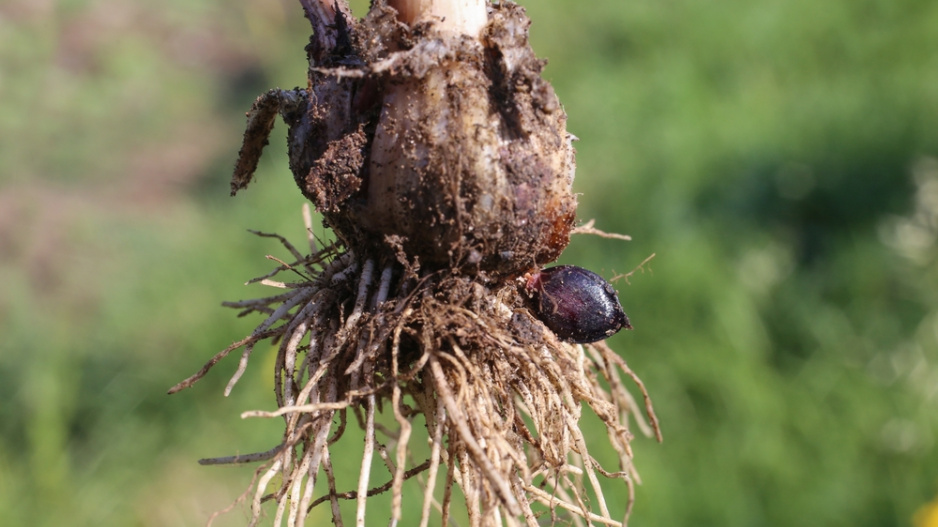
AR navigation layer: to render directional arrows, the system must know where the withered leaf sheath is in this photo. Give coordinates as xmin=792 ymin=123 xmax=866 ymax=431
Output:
xmin=232 ymin=2 xmax=577 ymax=276
xmin=526 ymin=265 xmax=632 ymax=344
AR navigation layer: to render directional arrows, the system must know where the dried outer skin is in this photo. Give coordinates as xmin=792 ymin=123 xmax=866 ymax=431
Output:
xmin=275 ymin=2 xmax=577 ymax=276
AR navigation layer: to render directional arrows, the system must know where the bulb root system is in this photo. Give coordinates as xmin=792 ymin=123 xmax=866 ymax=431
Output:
xmin=173 ymin=209 xmax=659 ymax=526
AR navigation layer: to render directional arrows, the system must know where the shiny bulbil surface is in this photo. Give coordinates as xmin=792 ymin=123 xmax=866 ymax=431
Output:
xmin=526 ymin=265 xmax=632 ymax=344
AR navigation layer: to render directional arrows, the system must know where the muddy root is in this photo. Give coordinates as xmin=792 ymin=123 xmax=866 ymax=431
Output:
xmin=172 ymin=208 xmax=659 ymax=527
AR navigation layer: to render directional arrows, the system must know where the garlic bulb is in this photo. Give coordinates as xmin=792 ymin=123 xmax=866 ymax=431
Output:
xmin=208 ymin=5 xmax=656 ymax=527
xmin=234 ymin=1 xmax=577 ymax=275
xmin=355 ymin=10 xmax=576 ymax=273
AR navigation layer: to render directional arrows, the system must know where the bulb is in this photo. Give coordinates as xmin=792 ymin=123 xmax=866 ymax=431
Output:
xmin=259 ymin=1 xmax=578 ymax=275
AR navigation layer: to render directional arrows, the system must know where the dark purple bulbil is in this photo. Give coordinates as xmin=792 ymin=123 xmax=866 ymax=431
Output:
xmin=526 ymin=265 xmax=632 ymax=344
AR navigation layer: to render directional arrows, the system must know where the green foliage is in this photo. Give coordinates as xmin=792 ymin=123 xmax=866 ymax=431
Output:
xmin=2 ymin=0 xmax=937 ymax=525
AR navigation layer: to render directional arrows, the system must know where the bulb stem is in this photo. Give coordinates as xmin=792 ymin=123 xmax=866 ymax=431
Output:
xmin=387 ymin=0 xmax=487 ymax=37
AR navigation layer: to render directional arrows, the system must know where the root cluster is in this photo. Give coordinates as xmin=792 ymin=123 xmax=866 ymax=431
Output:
xmin=171 ymin=207 xmax=660 ymax=527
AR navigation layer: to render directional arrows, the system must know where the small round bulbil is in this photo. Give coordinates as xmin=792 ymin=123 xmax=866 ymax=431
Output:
xmin=526 ymin=265 xmax=632 ymax=344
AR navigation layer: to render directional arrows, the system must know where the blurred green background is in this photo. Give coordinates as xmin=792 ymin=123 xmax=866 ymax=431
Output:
xmin=2 ymin=0 xmax=937 ymax=525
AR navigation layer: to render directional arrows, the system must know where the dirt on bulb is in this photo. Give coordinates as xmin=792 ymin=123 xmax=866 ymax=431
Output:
xmin=232 ymin=2 xmax=576 ymax=275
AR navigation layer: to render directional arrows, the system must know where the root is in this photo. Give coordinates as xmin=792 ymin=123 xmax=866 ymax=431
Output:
xmin=572 ymin=219 xmax=633 ymax=241
xmin=173 ymin=210 xmax=659 ymax=526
